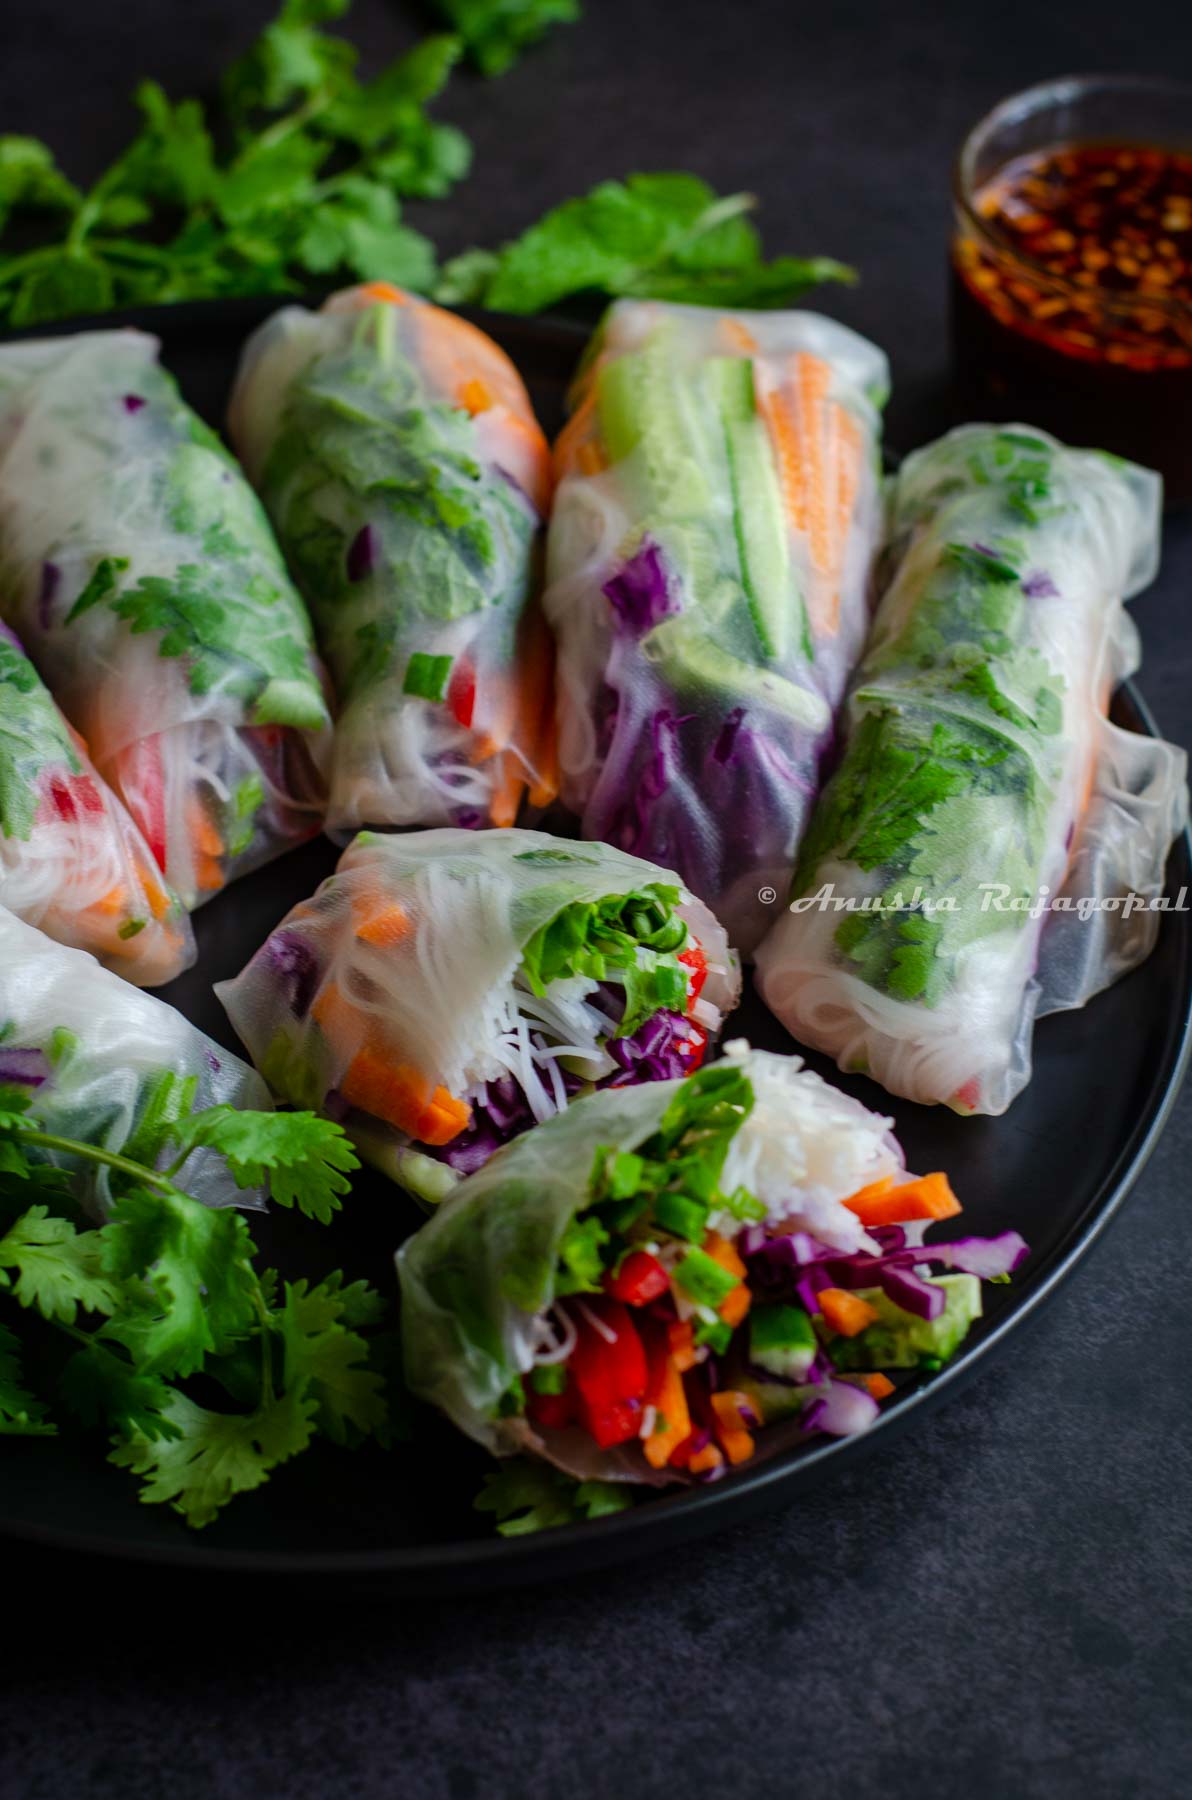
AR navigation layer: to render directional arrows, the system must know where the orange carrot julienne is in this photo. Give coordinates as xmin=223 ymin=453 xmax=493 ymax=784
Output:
xmin=718 ymin=318 xmax=760 ymax=355
xmin=644 ymin=1355 xmax=691 ymax=1470
xmin=710 ymin=1391 xmax=756 ymax=1465
xmin=195 ymin=853 xmax=224 ymax=893
xmin=356 ymin=281 xmax=410 ymax=307
xmin=354 ymin=898 xmax=411 ymax=949
xmin=459 ymin=377 xmax=493 ymax=415
xmin=488 ymin=751 xmax=526 ymax=828
xmin=340 ymin=1048 xmax=469 ymax=1145
xmin=718 ymin=1282 xmax=752 ymax=1329
xmin=843 ymin=1171 xmax=962 ymax=1227
xmin=862 ymin=1373 xmax=896 ymax=1400
xmin=703 ymin=1231 xmax=748 ymax=1281
xmin=667 ymin=1319 xmax=698 ymax=1373
xmin=687 ymin=1443 xmax=724 ymax=1475
xmin=818 ymin=1288 xmax=880 ymax=1337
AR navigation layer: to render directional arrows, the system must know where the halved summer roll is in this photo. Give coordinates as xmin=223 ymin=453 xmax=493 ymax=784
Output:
xmin=398 ymin=1042 xmax=1027 ymax=1483
xmin=543 ymin=299 xmax=888 ymax=955
xmin=0 ymin=331 xmax=331 ymax=911
xmin=0 ymin=621 xmax=193 ymax=984
xmin=217 ymin=829 xmax=739 ymax=1204
xmin=756 ymin=425 xmax=1188 ymax=1114
xmin=228 ymin=283 xmax=555 ymax=834
xmin=0 ymin=905 xmax=271 ymax=1216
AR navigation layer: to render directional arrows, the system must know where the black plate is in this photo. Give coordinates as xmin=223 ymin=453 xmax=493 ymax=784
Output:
xmin=1 ymin=298 xmax=1189 ymax=1592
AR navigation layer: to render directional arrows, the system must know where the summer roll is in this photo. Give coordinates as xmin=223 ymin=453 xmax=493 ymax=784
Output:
xmin=543 ymin=299 xmax=888 ymax=956
xmin=0 ymin=331 xmax=331 ymax=912
xmin=217 ymin=828 xmax=739 ymax=1204
xmin=398 ymin=1042 xmax=1027 ymax=1483
xmin=0 ymin=906 xmax=271 ymax=1216
xmin=756 ymin=425 xmax=1188 ymax=1114
xmin=0 ymin=621 xmax=193 ymax=984
xmin=228 ymin=283 xmax=555 ymax=834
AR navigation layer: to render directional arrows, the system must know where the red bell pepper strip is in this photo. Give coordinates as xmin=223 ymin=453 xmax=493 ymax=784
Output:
xmin=122 ymin=734 xmax=168 ymax=872
xmin=603 ymin=1250 xmax=670 ymax=1307
xmin=526 ymin=1382 xmax=576 ymax=1431
xmin=447 ymin=658 xmax=477 ymax=729
xmin=678 ymin=942 xmax=708 ymax=1010
xmin=569 ymin=1297 xmax=647 ymax=1448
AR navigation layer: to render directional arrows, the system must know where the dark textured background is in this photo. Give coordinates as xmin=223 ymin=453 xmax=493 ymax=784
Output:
xmin=3 ymin=2 xmax=1192 ymax=1796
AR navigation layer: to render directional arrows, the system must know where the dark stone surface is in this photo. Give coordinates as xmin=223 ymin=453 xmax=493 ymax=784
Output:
xmin=3 ymin=1 xmax=1192 ymax=1795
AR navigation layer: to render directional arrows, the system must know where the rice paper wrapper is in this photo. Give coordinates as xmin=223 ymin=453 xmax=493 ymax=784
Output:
xmin=217 ymin=827 xmax=740 ymax=1189
xmin=397 ymin=1042 xmax=903 ymax=1482
xmin=0 ymin=906 xmax=270 ymax=1216
xmin=228 ymin=286 xmax=555 ymax=836
xmin=543 ymin=299 xmax=888 ymax=956
xmin=0 ymin=619 xmax=194 ymax=985
xmin=0 ymin=331 xmax=331 ymax=911
xmin=756 ymin=424 xmax=1188 ymax=1114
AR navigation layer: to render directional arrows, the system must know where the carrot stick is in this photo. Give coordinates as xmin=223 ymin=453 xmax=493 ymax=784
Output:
xmin=843 ymin=1172 xmax=962 ymax=1227
xmin=818 ymin=1288 xmax=880 ymax=1337
xmin=487 ymin=751 xmax=525 ymax=828
xmin=710 ymin=1391 xmax=756 ymax=1465
xmin=643 ymin=1355 xmax=692 ymax=1470
xmin=353 ymin=897 xmax=411 ymax=949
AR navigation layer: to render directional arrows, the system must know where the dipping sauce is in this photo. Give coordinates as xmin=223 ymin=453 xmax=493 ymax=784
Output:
xmin=952 ymin=140 xmax=1192 ymax=500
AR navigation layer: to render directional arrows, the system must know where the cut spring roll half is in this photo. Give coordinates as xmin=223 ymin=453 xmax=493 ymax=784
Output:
xmin=756 ymin=425 xmax=1188 ymax=1113
xmin=398 ymin=1042 xmax=1028 ymax=1484
xmin=0 ymin=331 xmax=331 ymax=911
xmin=0 ymin=621 xmax=193 ymax=984
xmin=217 ymin=828 xmax=740 ymax=1205
xmin=0 ymin=905 xmax=271 ymax=1216
xmin=544 ymin=299 xmax=888 ymax=955
xmin=229 ymin=283 xmax=555 ymax=834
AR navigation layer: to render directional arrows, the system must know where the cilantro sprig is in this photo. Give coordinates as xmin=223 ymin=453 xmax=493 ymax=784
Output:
xmin=0 ymin=1081 xmax=393 ymax=1528
xmin=0 ymin=0 xmax=467 ymax=328
xmin=475 ymin=1456 xmax=631 ymax=1535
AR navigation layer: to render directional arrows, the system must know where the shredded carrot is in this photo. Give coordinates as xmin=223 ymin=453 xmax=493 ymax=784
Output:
xmin=667 ymin=1319 xmax=698 ymax=1373
xmin=340 ymin=1048 xmax=470 ymax=1145
xmin=194 ymin=853 xmax=224 ymax=893
xmin=818 ymin=1288 xmax=880 ymax=1337
xmin=356 ymin=281 xmax=410 ymax=307
xmin=553 ymin=384 xmax=599 ymax=480
xmin=458 ymin=377 xmax=493 ymax=415
xmin=644 ymin=1355 xmax=691 ymax=1470
xmin=796 ymin=351 xmax=833 ymax=577
xmin=718 ymin=1282 xmax=752 ymax=1328
xmin=487 ymin=751 xmax=525 ymax=828
xmin=310 ymin=980 xmax=361 ymax=1045
xmin=89 ymin=886 xmax=126 ymax=918
xmin=138 ymin=870 xmax=173 ymax=919
xmin=528 ymin=708 xmax=559 ymax=810
xmin=710 ymin=1391 xmax=756 ymax=1465
xmin=703 ymin=1231 xmax=748 ymax=1281
xmin=718 ymin=319 xmax=760 ymax=356
xmin=354 ymin=898 xmax=411 ymax=949
xmin=687 ymin=1443 xmax=724 ymax=1476
xmin=843 ymin=1171 xmax=961 ymax=1227
xmin=861 ymin=1373 xmax=896 ymax=1400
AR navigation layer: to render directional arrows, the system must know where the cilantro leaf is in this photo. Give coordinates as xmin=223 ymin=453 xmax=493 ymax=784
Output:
xmin=0 ymin=136 xmax=81 ymax=232
xmin=0 ymin=1319 xmax=55 ymax=1436
xmin=109 ymin=1387 xmax=318 ymax=1529
xmin=166 ymin=1106 xmax=359 ymax=1224
xmin=97 ymin=1188 xmax=260 ymax=1377
xmin=58 ymin=1337 xmax=180 ymax=1441
xmin=275 ymin=1276 xmax=388 ymax=1445
xmin=0 ymin=1207 xmax=120 ymax=1325
xmin=475 ymin=1458 xmax=632 ymax=1535
xmin=432 ymin=0 xmax=580 ymax=77
xmin=0 ymin=629 xmax=86 ymax=841
xmin=438 ymin=173 xmax=854 ymax=313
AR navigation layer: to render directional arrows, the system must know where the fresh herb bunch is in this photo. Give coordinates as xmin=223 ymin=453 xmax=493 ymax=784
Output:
xmin=0 ymin=1078 xmax=397 ymax=1528
xmin=0 ymin=0 xmax=469 ymax=327
xmin=0 ymin=2 xmax=852 ymax=329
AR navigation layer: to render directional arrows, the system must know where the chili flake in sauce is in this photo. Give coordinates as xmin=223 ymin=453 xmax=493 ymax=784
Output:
xmin=955 ymin=141 xmax=1192 ymax=371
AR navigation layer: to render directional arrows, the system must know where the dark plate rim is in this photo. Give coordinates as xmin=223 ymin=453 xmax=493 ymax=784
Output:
xmin=0 ymin=299 xmax=1187 ymax=1588
xmin=2 ymin=690 xmax=1188 ymax=1588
